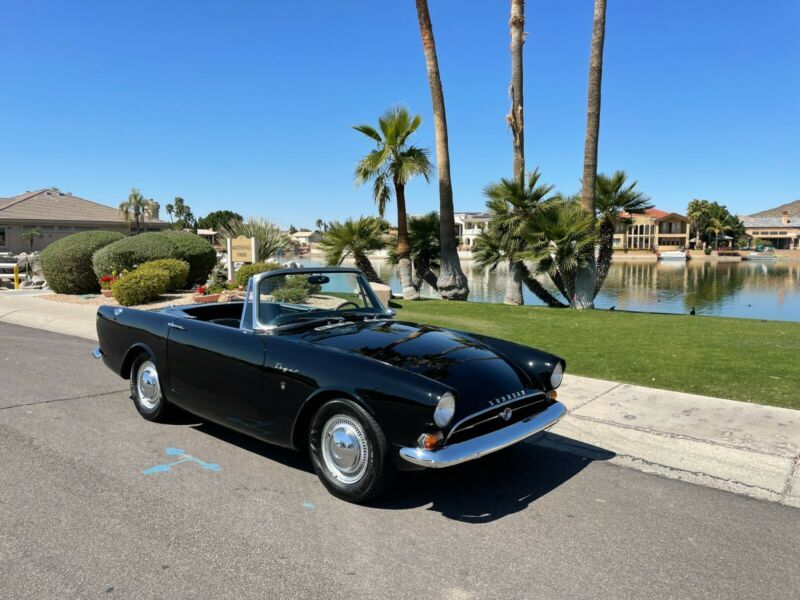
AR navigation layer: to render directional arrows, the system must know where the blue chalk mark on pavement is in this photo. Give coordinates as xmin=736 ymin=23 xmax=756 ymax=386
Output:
xmin=303 ymin=502 xmax=316 ymax=510
xmin=141 ymin=447 xmax=221 ymax=475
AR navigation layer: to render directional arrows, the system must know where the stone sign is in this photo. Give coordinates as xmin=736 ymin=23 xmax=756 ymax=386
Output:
xmin=230 ymin=236 xmax=255 ymax=263
xmin=226 ymin=236 xmax=257 ymax=282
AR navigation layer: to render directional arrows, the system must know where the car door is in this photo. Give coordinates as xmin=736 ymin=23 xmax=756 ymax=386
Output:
xmin=166 ymin=316 xmax=267 ymax=429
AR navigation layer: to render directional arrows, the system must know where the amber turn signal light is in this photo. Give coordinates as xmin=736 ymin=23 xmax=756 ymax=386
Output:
xmin=417 ymin=432 xmax=443 ymax=450
xmin=547 ymin=390 xmax=558 ymax=401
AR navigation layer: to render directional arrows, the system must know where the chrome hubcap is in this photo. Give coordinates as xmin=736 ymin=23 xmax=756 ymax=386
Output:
xmin=321 ymin=415 xmax=368 ymax=484
xmin=136 ymin=361 xmax=161 ymax=410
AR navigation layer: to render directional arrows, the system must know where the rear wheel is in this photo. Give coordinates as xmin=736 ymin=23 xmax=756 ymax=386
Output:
xmin=129 ymin=354 xmax=172 ymax=422
xmin=309 ymin=399 xmax=393 ymax=503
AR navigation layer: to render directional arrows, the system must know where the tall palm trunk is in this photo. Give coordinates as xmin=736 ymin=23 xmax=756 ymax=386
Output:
xmin=519 ymin=263 xmax=566 ymax=307
xmin=509 ymin=0 xmax=525 ymax=185
xmin=504 ymin=0 xmax=526 ymax=306
xmin=355 ymin=253 xmax=383 ymax=285
xmin=394 ymin=181 xmax=419 ymax=299
xmin=415 ymin=0 xmax=469 ymax=301
xmin=595 ymin=218 xmax=615 ymax=293
xmin=504 ymin=261 xmax=524 ymax=305
xmin=134 ymin=208 xmax=141 ymax=235
xmin=573 ymin=0 xmax=607 ymax=309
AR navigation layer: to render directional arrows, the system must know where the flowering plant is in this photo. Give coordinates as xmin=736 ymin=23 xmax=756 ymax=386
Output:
xmin=99 ymin=274 xmax=119 ymax=290
xmin=196 ymin=285 xmax=210 ymax=296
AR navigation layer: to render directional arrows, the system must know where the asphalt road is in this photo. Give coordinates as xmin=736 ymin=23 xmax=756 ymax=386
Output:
xmin=1 ymin=322 xmax=798 ymax=600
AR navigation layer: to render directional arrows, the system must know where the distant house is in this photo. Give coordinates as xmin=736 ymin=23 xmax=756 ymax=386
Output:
xmin=291 ymin=230 xmax=322 ymax=247
xmin=740 ymin=210 xmax=800 ymax=250
xmin=612 ymin=208 xmax=690 ymax=252
xmin=453 ymin=212 xmax=491 ymax=250
xmin=196 ymin=228 xmax=222 ymax=249
xmin=0 ymin=189 xmax=168 ymax=254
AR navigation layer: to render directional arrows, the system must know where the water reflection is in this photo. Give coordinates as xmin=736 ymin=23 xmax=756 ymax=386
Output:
xmin=303 ymin=256 xmax=800 ymax=322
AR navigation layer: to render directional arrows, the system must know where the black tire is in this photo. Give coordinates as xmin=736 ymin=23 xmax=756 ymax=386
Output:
xmin=309 ymin=399 xmax=394 ymax=503
xmin=129 ymin=353 xmax=173 ymax=422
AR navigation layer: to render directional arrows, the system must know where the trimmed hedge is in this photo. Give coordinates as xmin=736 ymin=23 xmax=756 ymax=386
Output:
xmin=160 ymin=230 xmax=216 ymax=285
xmin=235 ymin=261 xmax=280 ymax=288
xmin=111 ymin=269 xmax=170 ymax=306
xmin=92 ymin=232 xmax=177 ymax=278
xmin=40 ymin=231 xmax=125 ymax=294
xmin=136 ymin=259 xmax=189 ymax=291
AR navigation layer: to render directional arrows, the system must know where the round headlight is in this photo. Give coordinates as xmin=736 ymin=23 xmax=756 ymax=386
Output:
xmin=434 ymin=392 xmax=456 ymax=427
xmin=550 ymin=363 xmax=564 ymax=389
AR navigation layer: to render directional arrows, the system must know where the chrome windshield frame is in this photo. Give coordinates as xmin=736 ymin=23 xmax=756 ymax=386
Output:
xmin=247 ymin=267 xmax=389 ymax=332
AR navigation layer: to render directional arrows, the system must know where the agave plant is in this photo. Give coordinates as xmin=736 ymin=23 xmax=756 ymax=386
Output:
xmin=220 ymin=216 xmax=291 ymax=262
xmin=319 ymin=217 xmax=387 ymax=284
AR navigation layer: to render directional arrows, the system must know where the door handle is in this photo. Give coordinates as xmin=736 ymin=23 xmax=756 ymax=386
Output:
xmin=168 ymin=321 xmax=186 ymax=331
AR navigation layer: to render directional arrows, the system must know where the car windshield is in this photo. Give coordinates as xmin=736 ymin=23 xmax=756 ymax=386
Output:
xmin=253 ymin=270 xmax=386 ymax=329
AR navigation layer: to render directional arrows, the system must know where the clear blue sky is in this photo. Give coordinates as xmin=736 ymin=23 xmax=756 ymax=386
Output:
xmin=2 ymin=1 xmax=798 ymax=228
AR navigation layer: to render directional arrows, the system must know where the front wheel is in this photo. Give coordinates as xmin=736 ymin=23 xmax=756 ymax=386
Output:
xmin=129 ymin=354 xmax=173 ymax=422
xmin=309 ymin=399 xmax=394 ymax=503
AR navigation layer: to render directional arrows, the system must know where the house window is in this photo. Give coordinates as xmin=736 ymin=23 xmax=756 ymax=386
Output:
xmin=0 ymin=227 xmax=5 ymax=247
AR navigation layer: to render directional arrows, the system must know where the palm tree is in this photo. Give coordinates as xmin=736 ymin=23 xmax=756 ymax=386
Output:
xmin=574 ymin=0 xmax=607 ymax=309
xmin=118 ymin=188 xmax=148 ymax=234
xmin=353 ymin=106 xmax=432 ymax=299
xmin=508 ymin=0 xmax=525 ymax=184
xmin=388 ymin=211 xmax=441 ymax=292
xmin=315 ymin=218 xmax=326 ymax=232
xmin=319 ymin=217 xmax=387 ymax=284
xmin=165 ymin=203 xmax=175 ymax=225
xmin=415 ymin=0 xmax=469 ymax=300
xmin=221 ymin=216 xmax=291 ymax=262
xmin=172 ymin=197 xmax=195 ymax=230
xmin=20 ymin=228 xmax=42 ymax=253
xmin=687 ymin=199 xmax=710 ymax=248
xmin=705 ymin=217 xmax=725 ymax=250
xmin=474 ymin=169 xmax=563 ymax=306
xmin=594 ymin=171 xmax=652 ymax=292
xmin=521 ymin=199 xmax=597 ymax=304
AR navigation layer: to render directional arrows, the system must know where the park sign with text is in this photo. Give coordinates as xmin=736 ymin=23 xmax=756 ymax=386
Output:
xmin=226 ymin=235 xmax=257 ymax=281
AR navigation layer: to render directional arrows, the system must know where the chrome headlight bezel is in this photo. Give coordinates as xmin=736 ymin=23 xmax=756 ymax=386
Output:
xmin=550 ymin=362 xmax=564 ymax=389
xmin=434 ymin=392 xmax=456 ymax=428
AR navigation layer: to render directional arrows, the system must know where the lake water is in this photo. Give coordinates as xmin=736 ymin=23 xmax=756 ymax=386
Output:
xmin=300 ymin=256 xmax=800 ymax=322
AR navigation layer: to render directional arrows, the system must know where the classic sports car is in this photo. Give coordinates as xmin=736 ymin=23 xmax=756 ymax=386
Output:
xmin=93 ymin=267 xmax=566 ymax=502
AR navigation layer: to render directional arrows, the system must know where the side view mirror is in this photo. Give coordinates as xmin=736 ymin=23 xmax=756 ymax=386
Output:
xmin=385 ymin=309 xmax=396 ymax=317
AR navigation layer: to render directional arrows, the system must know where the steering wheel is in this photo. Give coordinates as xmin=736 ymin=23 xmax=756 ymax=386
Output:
xmin=334 ymin=301 xmax=360 ymax=311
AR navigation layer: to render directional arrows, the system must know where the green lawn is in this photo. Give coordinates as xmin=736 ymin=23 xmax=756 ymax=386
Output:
xmin=391 ymin=299 xmax=800 ymax=410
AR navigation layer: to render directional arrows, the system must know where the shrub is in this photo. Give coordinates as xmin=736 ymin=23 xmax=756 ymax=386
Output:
xmin=160 ymin=230 xmax=217 ymax=285
xmin=136 ymin=259 xmax=189 ymax=291
xmin=703 ymin=246 xmax=712 ymax=256
xmin=271 ymin=274 xmax=321 ymax=304
xmin=111 ymin=269 xmax=170 ymax=307
xmin=40 ymin=230 xmax=125 ymax=294
xmin=235 ymin=261 xmax=281 ymax=288
xmin=93 ymin=232 xmax=177 ymax=278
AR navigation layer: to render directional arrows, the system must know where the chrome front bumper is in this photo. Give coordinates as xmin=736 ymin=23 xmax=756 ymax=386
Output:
xmin=398 ymin=401 xmax=566 ymax=468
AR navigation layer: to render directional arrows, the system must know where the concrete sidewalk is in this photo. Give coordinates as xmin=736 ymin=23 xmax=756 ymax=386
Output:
xmin=2 ymin=290 xmax=798 ymax=507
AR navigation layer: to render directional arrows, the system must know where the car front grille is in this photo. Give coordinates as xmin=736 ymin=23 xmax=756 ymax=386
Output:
xmin=445 ymin=393 xmax=552 ymax=446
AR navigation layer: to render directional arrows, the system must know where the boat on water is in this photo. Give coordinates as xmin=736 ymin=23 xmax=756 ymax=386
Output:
xmin=659 ymin=250 xmax=687 ymax=261
xmin=746 ymin=248 xmax=779 ymax=260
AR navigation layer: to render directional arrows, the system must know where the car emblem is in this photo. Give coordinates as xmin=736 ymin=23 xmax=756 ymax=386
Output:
xmin=499 ymin=407 xmax=513 ymax=421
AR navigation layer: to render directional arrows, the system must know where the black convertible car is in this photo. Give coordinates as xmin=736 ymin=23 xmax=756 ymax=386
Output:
xmin=93 ymin=267 xmax=566 ymax=502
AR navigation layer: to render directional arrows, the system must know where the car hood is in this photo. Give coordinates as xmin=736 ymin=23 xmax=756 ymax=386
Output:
xmin=296 ymin=319 xmax=537 ymax=417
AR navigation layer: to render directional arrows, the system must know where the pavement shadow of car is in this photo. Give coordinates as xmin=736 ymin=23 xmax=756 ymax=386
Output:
xmin=375 ymin=433 xmax=615 ymax=523
xmin=184 ymin=417 xmax=612 ymax=519
xmin=190 ymin=420 xmax=315 ymax=474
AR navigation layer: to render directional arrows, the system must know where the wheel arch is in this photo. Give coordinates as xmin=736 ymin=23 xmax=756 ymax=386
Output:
xmin=119 ymin=343 xmax=157 ymax=379
xmin=290 ymin=388 xmax=376 ymax=451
